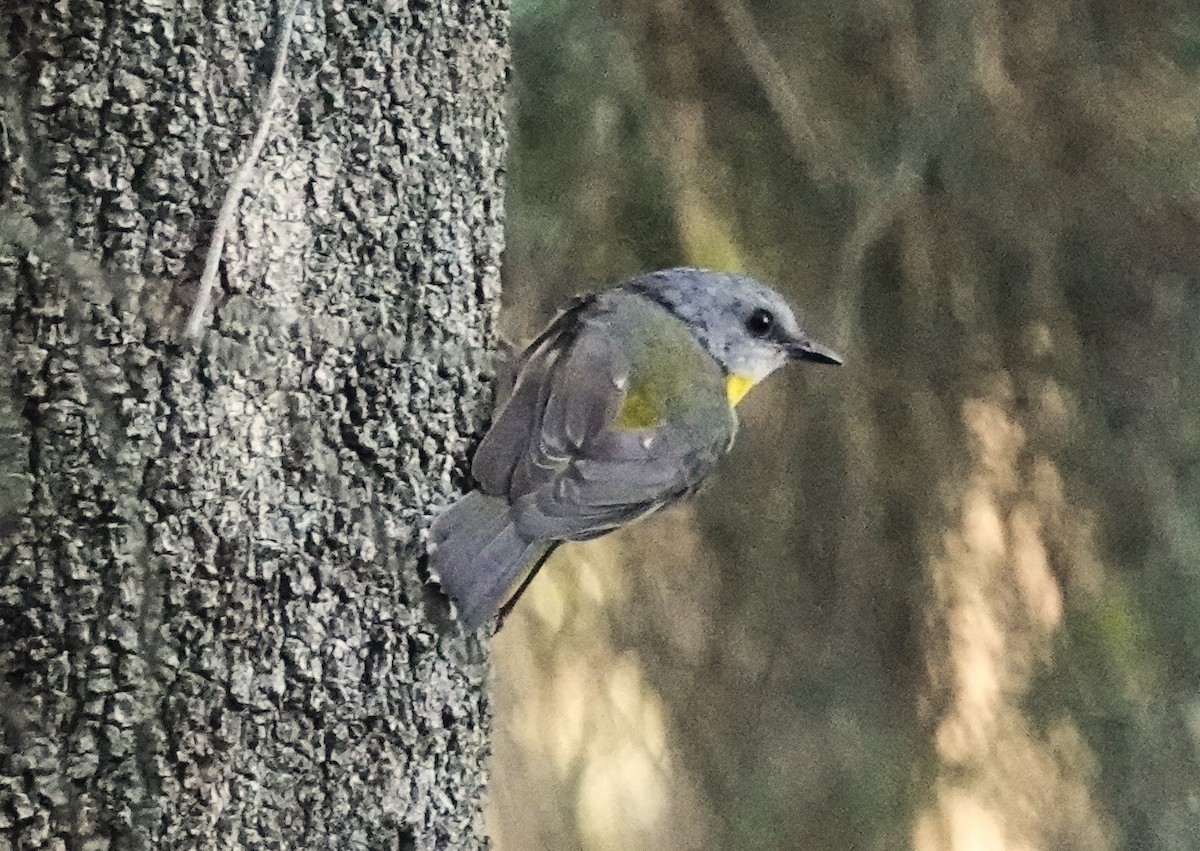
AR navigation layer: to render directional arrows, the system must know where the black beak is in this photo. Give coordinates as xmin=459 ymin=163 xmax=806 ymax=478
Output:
xmin=785 ymin=338 xmax=843 ymax=365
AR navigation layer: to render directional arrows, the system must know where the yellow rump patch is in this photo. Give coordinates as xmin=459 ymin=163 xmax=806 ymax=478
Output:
xmin=726 ymin=373 xmax=757 ymax=406
xmin=615 ymin=385 xmax=661 ymax=429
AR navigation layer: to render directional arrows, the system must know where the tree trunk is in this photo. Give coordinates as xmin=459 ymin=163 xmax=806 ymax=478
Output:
xmin=0 ymin=1 xmax=507 ymax=848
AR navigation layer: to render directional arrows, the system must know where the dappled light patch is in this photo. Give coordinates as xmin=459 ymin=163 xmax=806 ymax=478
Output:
xmin=491 ymin=531 xmax=713 ymax=850
xmin=920 ymin=388 xmax=1112 ymax=849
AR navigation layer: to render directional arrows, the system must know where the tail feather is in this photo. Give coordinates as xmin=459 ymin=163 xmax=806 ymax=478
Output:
xmin=430 ymin=492 xmax=541 ymax=630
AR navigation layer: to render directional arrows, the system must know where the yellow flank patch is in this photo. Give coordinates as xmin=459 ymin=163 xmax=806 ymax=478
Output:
xmin=615 ymin=385 xmax=661 ymax=429
xmin=726 ymin=373 xmax=757 ymax=406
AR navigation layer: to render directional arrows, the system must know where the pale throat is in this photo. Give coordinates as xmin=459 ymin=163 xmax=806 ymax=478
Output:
xmin=720 ymin=348 xmax=783 ymax=406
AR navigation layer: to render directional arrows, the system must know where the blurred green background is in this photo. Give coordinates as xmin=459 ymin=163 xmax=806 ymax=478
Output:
xmin=488 ymin=0 xmax=1200 ymax=848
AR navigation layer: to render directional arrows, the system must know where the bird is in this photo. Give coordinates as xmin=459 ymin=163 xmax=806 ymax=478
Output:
xmin=429 ymin=267 xmax=841 ymax=630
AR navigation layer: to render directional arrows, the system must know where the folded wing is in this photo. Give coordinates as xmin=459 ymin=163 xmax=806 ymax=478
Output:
xmin=474 ymin=292 xmax=731 ymax=544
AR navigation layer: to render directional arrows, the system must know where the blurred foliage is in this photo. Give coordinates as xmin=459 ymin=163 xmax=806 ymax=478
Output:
xmin=492 ymin=0 xmax=1200 ymax=849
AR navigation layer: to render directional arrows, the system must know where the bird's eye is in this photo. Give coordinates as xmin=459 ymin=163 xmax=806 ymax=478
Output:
xmin=745 ymin=308 xmax=775 ymax=337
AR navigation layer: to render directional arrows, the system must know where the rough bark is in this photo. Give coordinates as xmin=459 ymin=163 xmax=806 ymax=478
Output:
xmin=0 ymin=1 xmax=507 ymax=848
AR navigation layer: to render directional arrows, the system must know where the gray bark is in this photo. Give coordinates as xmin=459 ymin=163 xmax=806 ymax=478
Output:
xmin=0 ymin=1 xmax=507 ymax=848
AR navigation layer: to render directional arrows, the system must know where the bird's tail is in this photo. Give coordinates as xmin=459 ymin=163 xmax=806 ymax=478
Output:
xmin=429 ymin=491 xmax=542 ymax=630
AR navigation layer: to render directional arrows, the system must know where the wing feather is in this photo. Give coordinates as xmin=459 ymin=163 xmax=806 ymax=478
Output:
xmin=472 ymin=295 xmax=595 ymax=496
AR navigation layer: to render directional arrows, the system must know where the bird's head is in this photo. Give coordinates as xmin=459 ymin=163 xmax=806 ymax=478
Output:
xmin=631 ymin=268 xmax=841 ymax=403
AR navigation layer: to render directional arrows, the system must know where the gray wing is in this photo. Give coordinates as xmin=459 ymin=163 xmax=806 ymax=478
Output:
xmin=472 ymin=295 xmax=599 ymax=497
xmin=475 ymin=297 xmax=727 ymax=542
